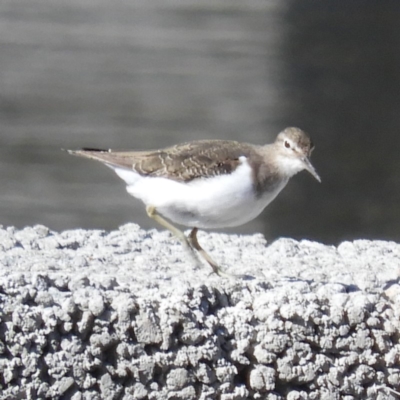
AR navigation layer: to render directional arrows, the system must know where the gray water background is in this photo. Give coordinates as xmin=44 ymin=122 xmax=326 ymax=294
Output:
xmin=1 ymin=1 xmax=399 ymax=244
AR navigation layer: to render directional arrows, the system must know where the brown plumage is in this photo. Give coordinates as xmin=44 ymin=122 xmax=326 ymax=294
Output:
xmin=68 ymin=127 xmax=317 ymax=195
xmin=69 ymin=140 xmax=261 ymax=182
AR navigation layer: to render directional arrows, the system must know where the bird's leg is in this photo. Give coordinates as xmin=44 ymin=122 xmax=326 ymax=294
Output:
xmin=188 ymin=228 xmax=231 ymax=278
xmin=146 ymin=206 xmax=205 ymax=272
xmin=146 ymin=206 xmax=230 ymax=277
xmin=146 ymin=205 xmax=192 ymax=247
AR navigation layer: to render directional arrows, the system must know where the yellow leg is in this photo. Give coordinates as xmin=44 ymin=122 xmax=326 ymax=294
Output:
xmin=146 ymin=206 xmax=230 ymax=277
xmin=146 ymin=205 xmax=191 ymax=247
xmin=188 ymin=228 xmax=231 ymax=278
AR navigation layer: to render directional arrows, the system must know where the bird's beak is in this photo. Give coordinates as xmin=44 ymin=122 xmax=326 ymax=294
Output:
xmin=302 ymin=157 xmax=321 ymax=182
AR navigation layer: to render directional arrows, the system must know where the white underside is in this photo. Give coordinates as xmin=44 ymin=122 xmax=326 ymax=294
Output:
xmin=109 ymin=157 xmax=288 ymax=229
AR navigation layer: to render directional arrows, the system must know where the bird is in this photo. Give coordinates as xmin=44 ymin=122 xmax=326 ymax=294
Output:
xmin=68 ymin=127 xmax=320 ymax=277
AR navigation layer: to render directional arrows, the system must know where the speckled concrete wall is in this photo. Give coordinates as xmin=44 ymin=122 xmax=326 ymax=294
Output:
xmin=1 ymin=225 xmax=400 ymax=399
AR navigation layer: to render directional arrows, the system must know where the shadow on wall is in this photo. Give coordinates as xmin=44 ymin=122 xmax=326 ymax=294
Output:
xmin=268 ymin=1 xmax=400 ymax=244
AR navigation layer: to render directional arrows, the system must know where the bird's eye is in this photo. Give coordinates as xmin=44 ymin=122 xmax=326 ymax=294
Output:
xmin=284 ymin=140 xmax=291 ymax=149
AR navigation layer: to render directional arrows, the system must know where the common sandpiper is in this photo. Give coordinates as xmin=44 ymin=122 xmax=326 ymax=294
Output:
xmin=68 ymin=127 xmax=320 ymax=277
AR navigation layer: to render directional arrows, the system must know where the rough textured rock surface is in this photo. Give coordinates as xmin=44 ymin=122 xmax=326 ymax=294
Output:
xmin=1 ymin=224 xmax=400 ymax=399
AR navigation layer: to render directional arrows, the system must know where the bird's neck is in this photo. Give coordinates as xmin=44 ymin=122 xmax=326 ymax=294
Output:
xmin=251 ymin=145 xmax=289 ymax=196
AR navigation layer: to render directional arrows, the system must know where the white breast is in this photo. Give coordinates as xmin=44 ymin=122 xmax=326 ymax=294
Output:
xmin=111 ymin=157 xmax=288 ymax=229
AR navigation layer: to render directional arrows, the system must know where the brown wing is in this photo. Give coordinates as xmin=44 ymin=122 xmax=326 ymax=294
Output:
xmin=68 ymin=140 xmax=257 ymax=182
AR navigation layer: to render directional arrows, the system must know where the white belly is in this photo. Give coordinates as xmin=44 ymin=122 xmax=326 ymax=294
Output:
xmin=111 ymin=158 xmax=288 ymax=229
